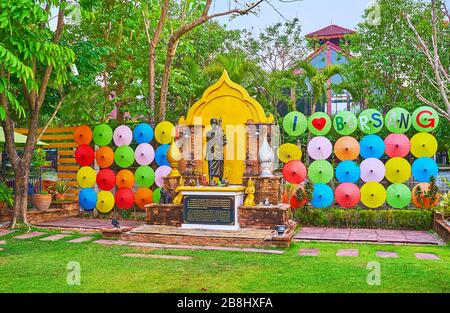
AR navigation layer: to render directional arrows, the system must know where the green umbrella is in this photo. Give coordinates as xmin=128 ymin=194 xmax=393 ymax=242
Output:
xmin=333 ymin=111 xmax=358 ymax=135
xmin=308 ymin=112 xmax=332 ymax=136
xmin=114 ymin=145 xmax=135 ymax=168
xmin=384 ymin=108 xmax=411 ymax=134
xmin=283 ymin=111 xmax=307 ymax=136
xmin=358 ymin=109 xmax=384 ymax=134
xmin=93 ymin=124 xmax=113 ymax=146
xmin=412 ymin=106 xmax=439 ymax=132
xmin=135 ymin=165 xmax=155 ymax=188
xmin=308 ymin=160 xmax=334 ymax=184
xmin=386 ymin=183 xmax=411 ymax=209
xmin=152 ymin=187 xmax=161 ymax=203
xmin=0 ymin=127 xmax=47 ymax=146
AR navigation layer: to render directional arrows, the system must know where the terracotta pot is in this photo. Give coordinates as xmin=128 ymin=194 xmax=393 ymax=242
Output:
xmin=55 ymin=193 xmax=66 ymax=201
xmin=32 ymin=194 xmax=52 ymax=211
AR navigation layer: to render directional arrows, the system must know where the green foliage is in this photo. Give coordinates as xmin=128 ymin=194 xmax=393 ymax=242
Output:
xmin=0 ymin=181 xmax=14 ymax=207
xmin=47 ymin=180 xmax=70 ymax=195
xmin=32 ymin=148 xmax=50 ymax=168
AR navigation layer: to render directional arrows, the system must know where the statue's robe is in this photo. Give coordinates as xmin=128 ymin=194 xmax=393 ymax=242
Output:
xmin=205 ymin=127 xmax=226 ymax=179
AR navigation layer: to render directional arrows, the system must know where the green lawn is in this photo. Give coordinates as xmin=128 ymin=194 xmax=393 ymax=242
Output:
xmin=0 ymin=228 xmax=449 ymax=293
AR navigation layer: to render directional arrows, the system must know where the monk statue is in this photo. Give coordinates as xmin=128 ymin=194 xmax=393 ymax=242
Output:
xmin=205 ymin=117 xmax=227 ymax=185
xmin=172 ymin=177 xmax=185 ymax=205
xmin=244 ymin=178 xmax=255 ymax=206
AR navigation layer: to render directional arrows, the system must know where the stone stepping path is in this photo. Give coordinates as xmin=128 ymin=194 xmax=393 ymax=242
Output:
xmin=0 ymin=240 xmax=6 ymax=245
xmin=40 ymin=234 xmax=71 ymax=241
xmin=14 ymin=231 xmax=46 ymax=239
xmin=68 ymin=236 xmax=94 ymax=243
xmin=0 ymin=248 xmax=3 ymax=251
xmin=121 ymin=253 xmax=192 ymax=260
xmin=376 ymin=251 xmax=398 ymax=258
xmin=336 ymin=249 xmax=359 ymax=257
xmin=415 ymin=253 xmax=440 ymax=260
xmin=0 ymin=230 xmax=14 ymax=237
xmin=298 ymin=248 xmax=320 ymax=256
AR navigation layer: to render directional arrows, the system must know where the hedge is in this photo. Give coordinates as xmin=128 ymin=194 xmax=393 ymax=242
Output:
xmin=293 ymin=207 xmax=433 ymax=230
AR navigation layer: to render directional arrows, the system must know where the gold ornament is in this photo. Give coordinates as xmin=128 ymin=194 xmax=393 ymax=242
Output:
xmin=172 ymin=177 xmax=185 ymax=205
xmin=244 ymin=178 xmax=255 ymax=206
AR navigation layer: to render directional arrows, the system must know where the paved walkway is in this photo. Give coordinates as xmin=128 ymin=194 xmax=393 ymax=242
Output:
xmin=294 ymin=227 xmax=441 ymax=245
xmin=33 ymin=218 xmax=144 ymax=230
xmin=297 ymin=247 xmax=440 ymax=260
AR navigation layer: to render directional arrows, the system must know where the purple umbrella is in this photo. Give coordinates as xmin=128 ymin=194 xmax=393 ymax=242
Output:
xmin=155 ymin=165 xmax=172 ymax=187
xmin=360 ymin=158 xmax=385 ymax=182
xmin=113 ymin=125 xmax=133 ymax=147
xmin=135 ymin=143 xmax=155 ymax=166
xmin=307 ymin=136 xmax=332 ymax=160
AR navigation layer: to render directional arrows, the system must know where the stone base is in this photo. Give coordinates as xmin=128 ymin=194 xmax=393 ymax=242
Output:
xmin=239 ymin=204 xmax=290 ymax=229
xmin=145 ymin=203 xmax=183 ymax=227
xmin=433 ymin=212 xmax=450 ymax=243
xmin=242 ymin=176 xmax=282 ymax=205
xmin=101 ymin=227 xmax=133 ymax=239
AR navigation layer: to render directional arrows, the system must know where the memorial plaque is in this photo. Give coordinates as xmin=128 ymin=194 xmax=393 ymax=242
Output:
xmin=183 ymin=195 xmax=234 ymax=225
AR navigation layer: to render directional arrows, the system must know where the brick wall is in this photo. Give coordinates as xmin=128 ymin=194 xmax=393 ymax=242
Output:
xmin=146 ymin=203 xmax=183 ymax=226
xmin=238 ymin=204 xmax=290 ymax=229
xmin=242 ymin=176 xmax=282 ymax=205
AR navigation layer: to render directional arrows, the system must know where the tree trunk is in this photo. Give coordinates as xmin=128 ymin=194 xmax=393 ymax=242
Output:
xmin=159 ymin=39 xmax=179 ymax=121
xmin=10 ymin=167 xmax=29 ymax=227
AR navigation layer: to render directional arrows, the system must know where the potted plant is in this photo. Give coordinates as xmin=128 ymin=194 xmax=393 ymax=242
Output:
xmin=0 ymin=182 xmax=14 ymax=211
xmin=31 ymin=148 xmax=52 ymax=211
xmin=48 ymin=180 xmax=71 ymax=201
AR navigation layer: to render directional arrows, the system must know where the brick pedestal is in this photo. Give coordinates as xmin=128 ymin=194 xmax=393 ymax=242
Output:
xmin=145 ymin=203 xmax=183 ymax=227
xmin=242 ymin=176 xmax=282 ymax=205
xmin=433 ymin=212 xmax=450 ymax=243
xmin=239 ymin=204 xmax=290 ymax=229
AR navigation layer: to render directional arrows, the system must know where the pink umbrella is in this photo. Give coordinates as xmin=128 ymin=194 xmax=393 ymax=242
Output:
xmin=155 ymin=165 xmax=171 ymax=187
xmin=113 ymin=125 xmax=133 ymax=147
xmin=307 ymin=136 xmax=332 ymax=160
xmin=384 ymin=134 xmax=410 ymax=158
xmin=135 ymin=143 xmax=155 ymax=166
xmin=360 ymin=158 xmax=385 ymax=182
xmin=335 ymin=183 xmax=360 ymax=208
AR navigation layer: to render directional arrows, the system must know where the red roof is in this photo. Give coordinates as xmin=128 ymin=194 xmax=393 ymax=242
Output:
xmin=306 ymin=24 xmax=355 ymax=38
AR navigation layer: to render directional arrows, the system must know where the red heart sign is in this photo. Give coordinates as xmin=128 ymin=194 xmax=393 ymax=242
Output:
xmin=312 ymin=117 xmax=326 ymax=131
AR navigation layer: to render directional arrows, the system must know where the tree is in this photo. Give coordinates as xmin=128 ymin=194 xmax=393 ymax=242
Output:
xmin=0 ymin=0 xmax=75 ymax=227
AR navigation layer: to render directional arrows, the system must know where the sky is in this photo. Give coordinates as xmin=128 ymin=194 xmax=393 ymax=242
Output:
xmin=211 ymin=0 xmax=377 ymax=35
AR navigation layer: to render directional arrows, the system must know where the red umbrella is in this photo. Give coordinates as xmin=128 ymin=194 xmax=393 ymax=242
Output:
xmin=335 ymin=183 xmax=360 ymax=208
xmin=75 ymin=144 xmax=95 ymax=166
xmin=384 ymin=134 xmax=410 ymax=158
xmin=282 ymin=160 xmax=307 ymax=184
xmin=115 ymin=188 xmax=135 ymax=210
xmin=96 ymin=168 xmax=116 ymax=191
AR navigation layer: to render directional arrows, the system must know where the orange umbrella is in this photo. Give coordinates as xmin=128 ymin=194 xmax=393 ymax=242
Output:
xmin=412 ymin=183 xmax=440 ymax=209
xmin=116 ymin=169 xmax=135 ymax=188
xmin=134 ymin=188 xmax=153 ymax=209
xmin=74 ymin=125 xmax=92 ymax=146
xmin=95 ymin=146 xmax=114 ymax=168
xmin=334 ymin=136 xmax=360 ymax=161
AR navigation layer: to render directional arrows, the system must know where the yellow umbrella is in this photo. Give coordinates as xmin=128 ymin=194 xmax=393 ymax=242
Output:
xmin=385 ymin=157 xmax=411 ymax=183
xmin=76 ymin=166 xmax=96 ymax=188
xmin=410 ymin=132 xmax=437 ymax=157
xmin=277 ymin=143 xmax=302 ymax=163
xmin=155 ymin=121 xmax=175 ymax=144
xmin=360 ymin=182 xmax=386 ymax=208
xmin=96 ymin=191 xmax=115 ymax=213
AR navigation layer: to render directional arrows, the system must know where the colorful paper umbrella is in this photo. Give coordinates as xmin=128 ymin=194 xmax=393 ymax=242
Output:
xmin=93 ymin=124 xmax=113 ymax=146
xmin=385 ymin=108 xmax=411 ymax=134
xmin=335 ymin=183 xmax=360 ymax=208
xmin=95 ymin=146 xmax=114 ymax=168
xmin=360 ymin=158 xmax=385 ymax=182
xmin=282 ymin=160 xmax=307 ymax=184
xmin=135 ymin=143 xmax=155 ymax=166
xmin=412 ymin=157 xmax=438 ymax=182
xmin=155 ymin=121 xmax=175 ymax=144
xmin=412 ymin=106 xmax=439 ymax=132
xmin=79 ymin=188 xmax=97 ymax=211
xmin=283 ymin=111 xmax=307 ymax=136
xmin=360 ymin=182 xmax=386 ymax=208
xmin=96 ymin=191 xmax=115 ymax=213
xmin=74 ymin=125 xmax=92 ymax=146
xmin=135 ymin=188 xmax=153 ymax=209
xmin=358 ymin=109 xmax=383 ymax=134
xmin=75 ymin=144 xmax=95 ymax=166
xmin=155 ymin=144 xmax=170 ymax=166
xmin=96 ymin=168 xmax=116 ymax=191
xmin=135 ymin=165 xmax=155 ymax=188
xmin=308 ymin=160 xmax=334 ymax=184
xmin=76 ymin=167 xmax=96 ymax=188
xmin=336 ymin=160 xmax=360 ymax=183
xmin=152 ymin=187 xmax=161 ymax=203
xmin=155 ymin=165 xmax=171 ymax=187
xmin=133 ymin=123 xmax=154 ymax=144
xmin=333 ymin=111 xmax=358 ymax=135
xmin=116 ymin=169 xmax=135 ymax=189
xmin=277 ymin=143 xmax=302 ymax=163
xmin=359 ymin=134 xmax=385 ymax=159
xmin=385 ymin=157 xmax=411 ymax=183
xmin=307 ymin=112 xmax=332 ymax=136
xmin=412 ymin=183 xmax=440 ymax=209
xmin=384 ymin=134 xmax=410 ymax=158
xmin=386 ymin=183 xmax=411 ymax=209
xmin=307 ymin=136 xmax=332 ymax=160
xmin=114 ymin=145 xmax=135 ymax=168
xmin=311 ymin=184 xmax=333 ymax=208
xmin=115 ymin=187 xmax=135 ymax=210
xmin=334 ymin=136 xmax=360 ymax=161
xmin=410 ymin=132 xmax=438 ymax=158
xmin=113 ymin=125 xmax=133 ymax=147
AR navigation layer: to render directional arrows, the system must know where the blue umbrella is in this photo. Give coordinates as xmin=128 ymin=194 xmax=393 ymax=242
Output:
xmin=79 ymin=188 xmax=97 ymax=211
xmin=311 ymin=184 xmax=334 ymax=208
xmin=336 ymin=161 xmax=360 ymax=183
xmin=412 ymin=157 xmax=438 ymax=182
xmin=133 ymin=123 xmax=154 ymax=144
xmin=155 ymin=144 xmax=170 ymax=166
xmin=360 ymin=134 xmax=385 ymax=159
